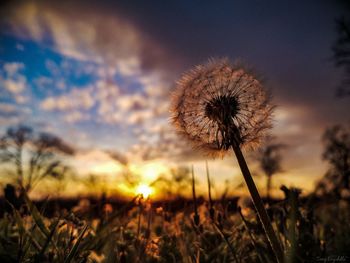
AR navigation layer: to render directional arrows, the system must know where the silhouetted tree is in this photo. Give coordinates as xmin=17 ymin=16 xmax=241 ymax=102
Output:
xmin=0 ymin=125 xmax=75 ymax=193
xmin=332 ymin=1 xmax=350 ymax=97
xmin=319 ymin=124 xmax=350 ymax=196
xmin=256 ymin=139 xmax=286 ymax=202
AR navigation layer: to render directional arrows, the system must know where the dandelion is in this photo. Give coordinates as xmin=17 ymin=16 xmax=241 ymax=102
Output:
xmin=170 ymin=58 xmax=284 ymax=263
xmin=171 ymin=58 xmax=272 ymax=156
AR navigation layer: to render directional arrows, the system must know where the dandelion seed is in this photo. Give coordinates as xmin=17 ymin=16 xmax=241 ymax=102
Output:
xmin=171 ymin=58 xmax=273 ymax=157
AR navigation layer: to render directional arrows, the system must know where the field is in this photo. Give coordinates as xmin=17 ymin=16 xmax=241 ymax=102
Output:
xmin=1 ymin=185 xmax=350 ymax=263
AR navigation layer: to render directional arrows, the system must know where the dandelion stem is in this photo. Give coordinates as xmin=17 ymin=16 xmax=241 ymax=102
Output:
xmin=232 ymin=144 xmax=284 ymax=263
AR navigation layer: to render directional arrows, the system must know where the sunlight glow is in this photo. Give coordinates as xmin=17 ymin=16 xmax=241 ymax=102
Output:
xmin=130 ymin=162 xmax=169 ymax=182
xmin=135 ymin=184 xmax=153 ymax=198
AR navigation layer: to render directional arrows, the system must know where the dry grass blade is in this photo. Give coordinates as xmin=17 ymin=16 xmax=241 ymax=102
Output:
xmin=23 ymin=192 xmax=50 ymax=237
xmin=35 ymin=219 xmax=60 ymax=263
xmin=63 ymin=224 xmax=88 ymax=263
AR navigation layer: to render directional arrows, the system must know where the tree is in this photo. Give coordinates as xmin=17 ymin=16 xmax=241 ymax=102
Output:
xmin=256 ymin=139 xmax=286 ymax=202
xmin=320 ymin=124 xmax=350 ymax=195
xmin=332 ymin=1 xmax=350 ymax=97
xmin=0 ymin=125 xmax=75 ymax=193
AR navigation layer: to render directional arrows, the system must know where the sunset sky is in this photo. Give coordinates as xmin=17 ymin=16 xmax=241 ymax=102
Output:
xmin=0 ymin=1 xmax=349 ymax=199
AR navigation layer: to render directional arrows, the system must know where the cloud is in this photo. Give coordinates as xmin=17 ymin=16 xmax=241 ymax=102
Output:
xmin=118 ymin=93 xmax=147 ymax=111
xmin=0 ymin=103 xmax=18 ymax=117
xmin=1 ymin=62 xmax=26 ymax=95
xmin=106 ymin=150 xmax=128 ymax=166
xmin=16 ymin=43 xmax=24 ymax=51
xmin=38 ymin=71 xmax=171 ymax=128
xmin=126 ymin=109 xmax=154 ymax=125
xmin=1 ymin=1 xmax=178 ymax=144
xmin=0 ymin=116 xmax=22 ymax=126
xmin=63 ymin=111 xmax=90 ymax=123
xmin=0 ymin=103 xmax=32 ymax=126
xmin=73 ymin=149 xmax=125 ymax=176
xmin=0 ymin=62 xmax=30 ymax=104
xmin=116 ymin=57 xmax=141 ymax=77
xmin=2 ymin=1 xmax=181 ymax=80
xmin=3 ymin=62 xmax=24 ymax=77
xmin=3 ymin=79 xmax=26 ymax=94
xmin=33 ymin=76 xmax=54 ymax=91
xmin=127 ymin=123 xmax=204 ymax=162
xmin=41 ymin=86 xmax=95 ymax=111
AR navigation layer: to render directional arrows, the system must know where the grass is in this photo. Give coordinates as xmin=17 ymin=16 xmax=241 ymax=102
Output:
xmin=0 ymin=186 xmax=349 ymax=263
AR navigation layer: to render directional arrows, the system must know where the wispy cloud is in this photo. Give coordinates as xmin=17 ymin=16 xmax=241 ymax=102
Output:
xmin=2 ymin=1 xmax=179 ymax=78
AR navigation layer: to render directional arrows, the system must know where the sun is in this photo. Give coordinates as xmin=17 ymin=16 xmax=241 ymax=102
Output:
xmin=135 ymin=184 xmax=153 ymax=198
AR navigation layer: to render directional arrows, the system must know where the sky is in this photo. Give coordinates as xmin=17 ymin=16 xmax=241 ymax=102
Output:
xmin=0 ymin=0 xmax=349 ymax=199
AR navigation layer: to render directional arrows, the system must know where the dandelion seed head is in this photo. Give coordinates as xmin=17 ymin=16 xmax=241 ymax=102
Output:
xmin=170 ymin=58 xmax=273 ymax=157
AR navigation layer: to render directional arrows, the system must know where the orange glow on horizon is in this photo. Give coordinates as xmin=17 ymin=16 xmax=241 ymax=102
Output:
xmin=135 ymin=184 xmax=154 ymax=198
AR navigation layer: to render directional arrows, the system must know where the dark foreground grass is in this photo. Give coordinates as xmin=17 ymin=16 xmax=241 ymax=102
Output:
xmin=0 ymin=188 xmax=349 ymax=263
